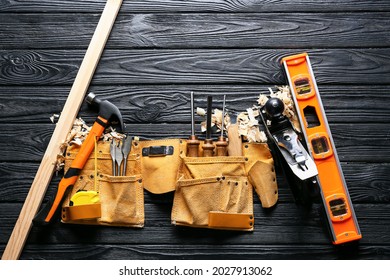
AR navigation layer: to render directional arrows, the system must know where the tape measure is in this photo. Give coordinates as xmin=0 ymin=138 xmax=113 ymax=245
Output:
xmin=70 ymin=191 xmax=100 ymax=206
xmin=281 ymin=53 xmax=362 ymax=244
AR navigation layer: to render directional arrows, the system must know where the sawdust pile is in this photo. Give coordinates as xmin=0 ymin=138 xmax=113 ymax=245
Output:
xmin=234 ymin=108 xmax=267 ymax=143
xmin=199 ymin=108 xmax=231 ymax=134
xmin=197 ymin=101 xmax=267 ymax=143
xmin=196 ymin=86 xmax=299 ymax=143
xmin=52 ymin=116 xmax=125 ymax=173
xmin=257 ymin=85 xmax=301 ymax=132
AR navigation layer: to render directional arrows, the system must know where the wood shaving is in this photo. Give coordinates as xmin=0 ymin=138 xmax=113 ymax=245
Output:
xmin=52 ymin=116 xmax=125 ymax=173
xmin=257 ymin=94 xmax=269 ymax=107
xmin=198 ymin=108 xmax=231 ymax=133
xmin=258 ymin=85 xmax=301 ymax=132
xmin=196 ymin=107 xmax=206 ymax=116
xmin=196 ymin=98 xmax=266 ymax=143
xmin=236 ymin=110 xmax=267 ymax=143
xmin=50 ymin=114 xmax=60 ymax=123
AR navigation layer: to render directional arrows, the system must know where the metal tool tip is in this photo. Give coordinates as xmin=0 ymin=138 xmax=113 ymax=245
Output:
xmin=85 ymin=92 xmax=96 ymax=105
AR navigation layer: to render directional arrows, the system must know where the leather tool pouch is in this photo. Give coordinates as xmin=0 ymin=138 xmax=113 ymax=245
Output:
xmin=61 ymin=140 xmax=144 ymax=227
xmin=243 ymin=143 xmax=278 ymax=208
xmin=137 ymin=138 xmax=183 ymax=194
xmin=171 ymin=141 xmax=278 ymax=231
xmin=60 ymin=137 xmax=277 ymax=231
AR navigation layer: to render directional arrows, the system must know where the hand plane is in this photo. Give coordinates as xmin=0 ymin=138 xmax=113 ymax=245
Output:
xmin=259 ymin=97 xmax=319 ymax=206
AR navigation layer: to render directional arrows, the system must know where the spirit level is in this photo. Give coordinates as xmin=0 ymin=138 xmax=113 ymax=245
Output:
xmin=281 ymin=53 xmax=362 ymax=244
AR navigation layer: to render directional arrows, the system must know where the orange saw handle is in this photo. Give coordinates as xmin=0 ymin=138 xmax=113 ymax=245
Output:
xmin=38 ymin=116 xmax=108 ymax=224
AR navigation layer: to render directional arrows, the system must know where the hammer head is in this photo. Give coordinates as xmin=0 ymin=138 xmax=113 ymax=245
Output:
xmin=86 ymin=92 xmax=125 ymax=133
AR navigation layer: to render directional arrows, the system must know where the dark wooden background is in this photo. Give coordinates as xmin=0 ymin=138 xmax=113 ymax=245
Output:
xmin=1 ymin=0 xmax=389 ymax=260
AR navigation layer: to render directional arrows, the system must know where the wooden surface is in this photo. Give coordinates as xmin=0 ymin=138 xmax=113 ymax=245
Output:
xmin=1 ymin=0 xmax=123 ymax=260
xmin=0 ymin=0 xmax=389 ymax=260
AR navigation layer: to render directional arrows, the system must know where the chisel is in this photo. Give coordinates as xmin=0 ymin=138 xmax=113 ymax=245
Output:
xmin=202 ymin=96 xmax=215 ymax=157
xmin=187 ymin=92 xmax=200 ymax=157
xmin=215 ymin=95 xmax=228 ymax=156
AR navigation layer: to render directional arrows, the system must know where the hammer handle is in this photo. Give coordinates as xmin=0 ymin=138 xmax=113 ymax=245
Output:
xmin=43 ymin=117 xmax=108 ymax=223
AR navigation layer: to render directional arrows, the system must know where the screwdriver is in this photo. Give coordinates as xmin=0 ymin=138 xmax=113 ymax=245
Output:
xmin=187 ymin=91 xmax=200 ymax=157
xmin=215 ymin=95 xmax=228 ymax=156
xmin=202 ymin=96 xmax=215 ymax=157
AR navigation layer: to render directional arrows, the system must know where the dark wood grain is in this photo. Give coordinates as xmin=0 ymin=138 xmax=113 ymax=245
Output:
xmin=1 ymin=49 xmax=390 ymax=85
xmin=0 ymin=123 xmax=388 ymax=163
xmin=0 ymin=244 xmax=382 ymax=260
xmin=2 ymin=13 xmax=390 ymax=49
xmin=1 ymin=85 xmax=389 ymax=124
xmin=0 ymin=0 xmax=389 ymax=261
xmin=2 ymin=0 xmax=390 ymax=13
xmin=0 ymin=203 xmax=389 ymax=249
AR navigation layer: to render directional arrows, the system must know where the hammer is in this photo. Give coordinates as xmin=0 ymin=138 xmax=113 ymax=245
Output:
xmin=36 ymin=93 xmax=124 ymax=224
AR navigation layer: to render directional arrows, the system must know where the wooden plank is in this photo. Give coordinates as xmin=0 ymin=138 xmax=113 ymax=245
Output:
xmin=1 ymin=49 xmax=389 ymax=85
xmin=1 ymin=85 xmax=389 ymax=124
xmin=0 ymin=123 xmax=388 ymax=162
xmin=1 ymin=0 xmax=123 ymax=260
xmin=1 ymin=162 xmax=388 ymax=204
xmin=1 ymin=13 xmax=390 ymax=49
xmin=2 ymin=0 xmax=390 ymax=13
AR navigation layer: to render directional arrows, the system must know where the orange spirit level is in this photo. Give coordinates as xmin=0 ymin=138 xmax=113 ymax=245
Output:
xmin=281 ymin=53 xmax=362 ymax=245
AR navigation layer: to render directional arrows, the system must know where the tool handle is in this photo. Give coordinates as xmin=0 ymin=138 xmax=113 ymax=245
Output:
xmin=187 ymin=136 xmax=200 ymax=157
xmin=42 ymin=117 xmax=108 ymax=223
xmin=215 ymin=136 xmax=228 ymax=156
xmin=227 ymin=124 xmax=242 ymax=156
xmin=202 ymin=139 xmax=215 ymax=157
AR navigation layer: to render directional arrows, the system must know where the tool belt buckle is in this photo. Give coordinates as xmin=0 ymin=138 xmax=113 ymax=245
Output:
xmin=142 ymin=145 xmax=174 ymax=157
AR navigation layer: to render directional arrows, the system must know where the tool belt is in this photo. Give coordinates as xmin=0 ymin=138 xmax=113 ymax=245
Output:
xmin=172 ymin=140 xmax=277 ymax=231
xmin=61 ymin=139 xmax=144 ymax=227
xmin=61 ymin=138 xmax=277 ymax=231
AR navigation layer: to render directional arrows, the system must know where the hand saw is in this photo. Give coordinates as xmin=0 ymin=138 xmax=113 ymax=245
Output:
xmin=1 ymin=0 xmax=123 ymax=260
xmin=281 ymin=53 xmax=362 ymax=245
